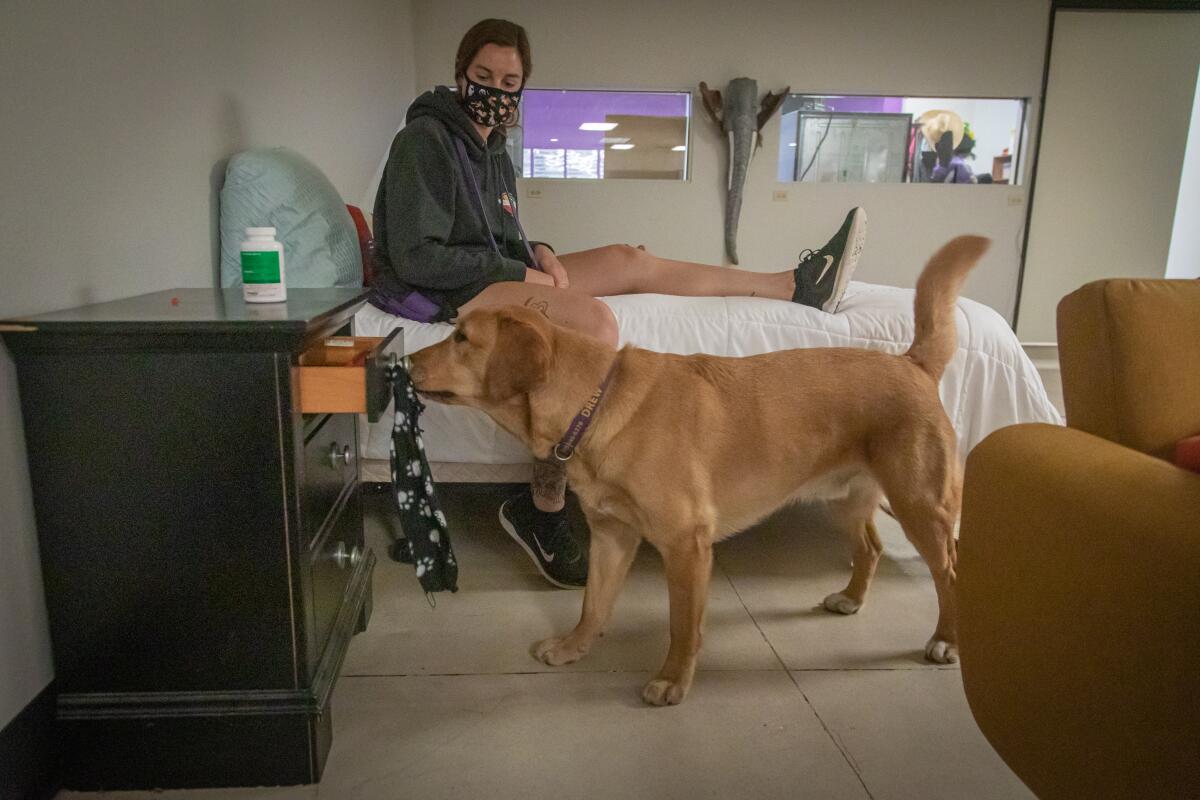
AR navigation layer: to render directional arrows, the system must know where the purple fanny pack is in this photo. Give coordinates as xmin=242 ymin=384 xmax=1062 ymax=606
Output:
xmin=370 ymin=125 xmax=540 ymax=326
xmin=369 ymin=287 xmax=453 ymax=324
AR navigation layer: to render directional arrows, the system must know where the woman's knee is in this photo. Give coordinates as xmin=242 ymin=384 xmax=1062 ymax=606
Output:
xmin=582 ymin=299 xmax=619 ymax=347
xmin=603 ymin=243 xmax=654 ymax=292
xmin=602 ymin=243 xmax=651 ymax=265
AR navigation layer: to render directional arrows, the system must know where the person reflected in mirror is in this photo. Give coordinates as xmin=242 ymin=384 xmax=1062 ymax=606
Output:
xmin=931 ymin=122 xmax=978 ymax=184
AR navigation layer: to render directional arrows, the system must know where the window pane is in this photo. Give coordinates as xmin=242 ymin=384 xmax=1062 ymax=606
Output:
xmin=504 ymin=124 xmax=524 ymax=176
xmin=531 ymin=148 xmax=565 ymax=178
xmin=778 ymin=95 xmax=1026 ymax=185
xmin=565 ymin=149 xmax=600 ymax=179
xmin=797 ymin=113 xmax=911 ymax=183
xmin=519 ymin=89 xmax=690 ymax=181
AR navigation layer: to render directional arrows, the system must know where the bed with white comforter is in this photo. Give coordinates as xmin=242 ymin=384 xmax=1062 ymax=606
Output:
xmin=353 ymin=282 xmax=1062 ymax=482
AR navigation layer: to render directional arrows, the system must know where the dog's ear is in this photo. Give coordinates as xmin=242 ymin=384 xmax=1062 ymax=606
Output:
xmin=484 ymin=313 xmax=551 ymax=401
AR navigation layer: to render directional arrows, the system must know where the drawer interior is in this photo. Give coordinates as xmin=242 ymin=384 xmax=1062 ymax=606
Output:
xmin=296 ymin=330 xmax=401 ymax=420
xmin=298 ymin=336 xmax=384 ymax=368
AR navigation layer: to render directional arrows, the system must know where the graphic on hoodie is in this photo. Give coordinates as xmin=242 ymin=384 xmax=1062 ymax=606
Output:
xmin=499 ymin=191 xmax=517 ymax=217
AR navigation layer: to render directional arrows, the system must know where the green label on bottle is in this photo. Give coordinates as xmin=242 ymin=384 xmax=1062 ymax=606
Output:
xmin=241 ymin=250 xmax=281 ymax=284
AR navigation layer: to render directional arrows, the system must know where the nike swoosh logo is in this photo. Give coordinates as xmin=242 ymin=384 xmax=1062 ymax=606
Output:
xmin=532 ymin=531 xmax=555 ymax=562
xmin=815 ymin=255 xmax=835 ymax=285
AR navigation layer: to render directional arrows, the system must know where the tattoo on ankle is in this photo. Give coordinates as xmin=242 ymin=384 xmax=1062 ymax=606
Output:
xmin=532 ymin=458 xmax=567 ymax=509
xmin=524 ymin=297 xmax=550 ymax=317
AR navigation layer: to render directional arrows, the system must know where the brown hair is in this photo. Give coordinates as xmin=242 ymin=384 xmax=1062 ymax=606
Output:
xmin=454 ymin=19 xmax=531 ymax=134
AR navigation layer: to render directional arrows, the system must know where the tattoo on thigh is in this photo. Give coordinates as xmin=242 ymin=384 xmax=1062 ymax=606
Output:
xmin=524 ymin=297 xmax=550 ymax=317
xmin=532 ymin=457 xmax=567 ymax=506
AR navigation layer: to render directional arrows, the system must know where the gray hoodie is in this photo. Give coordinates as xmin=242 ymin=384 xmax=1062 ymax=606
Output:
xmin=372 ymin=86 xmax=549 ymax=308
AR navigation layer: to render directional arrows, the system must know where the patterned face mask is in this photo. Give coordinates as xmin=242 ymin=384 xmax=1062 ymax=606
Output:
xmin=461 ymin=77 xmax=522 ymax=128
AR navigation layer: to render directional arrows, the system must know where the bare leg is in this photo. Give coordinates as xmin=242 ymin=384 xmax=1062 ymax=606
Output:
xmin=643 ymin=532 xmax=714 ymax=706
xmin=534 ymin=515 xmax=641 ymax=665
xmin=559 ymin=244 xmax=795 ymax=300
xmin=531 ymin=458 xmax=566 ymax=513
xmin=459 ymin=281 xmax=619 ymax=346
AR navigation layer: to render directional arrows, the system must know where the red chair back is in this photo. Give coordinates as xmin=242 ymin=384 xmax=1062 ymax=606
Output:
xmin=346 ymin=204 xmax=376 ymax=287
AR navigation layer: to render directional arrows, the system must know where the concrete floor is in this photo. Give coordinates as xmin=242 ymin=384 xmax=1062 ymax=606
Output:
xmin=61 ymin=484 xmax=1032 ymax=800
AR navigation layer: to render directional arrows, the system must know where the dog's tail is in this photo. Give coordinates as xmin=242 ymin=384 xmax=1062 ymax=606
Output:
xmin=905 ymin=235 xmax=991 ymax=381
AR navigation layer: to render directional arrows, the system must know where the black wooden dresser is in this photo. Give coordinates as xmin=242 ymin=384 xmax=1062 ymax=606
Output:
xmin=0 ymin=288 xmax=400 ymax=790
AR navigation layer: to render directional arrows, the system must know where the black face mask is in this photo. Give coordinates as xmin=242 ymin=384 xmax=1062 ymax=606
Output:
xmin=461 ymin=77 xmax=522 ymax=128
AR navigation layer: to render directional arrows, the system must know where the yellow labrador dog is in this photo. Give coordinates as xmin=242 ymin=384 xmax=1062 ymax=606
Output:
xmin=410 ymin=235 xmax=989 ymax=706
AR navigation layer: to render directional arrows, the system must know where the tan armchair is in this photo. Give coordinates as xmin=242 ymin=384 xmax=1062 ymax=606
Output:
xmin=958 ymin=279 xmax=1200 ymax=799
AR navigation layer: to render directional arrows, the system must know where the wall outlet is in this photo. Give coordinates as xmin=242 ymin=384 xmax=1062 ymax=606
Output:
xmin=527 ymin=187 xmax=543 ymax=199
xmin=772 ymin=189 xmax=789 ymax=202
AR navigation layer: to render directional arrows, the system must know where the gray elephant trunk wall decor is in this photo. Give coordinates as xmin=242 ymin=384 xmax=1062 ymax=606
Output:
xmin=699 ymin=78 xmax=789 ymax=265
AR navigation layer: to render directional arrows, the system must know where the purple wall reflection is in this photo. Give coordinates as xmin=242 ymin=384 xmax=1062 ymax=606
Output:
xmin=521 ymin=89 xmax=690 ymax=149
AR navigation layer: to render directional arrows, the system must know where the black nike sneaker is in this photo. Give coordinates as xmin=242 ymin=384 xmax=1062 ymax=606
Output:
xmin=792 ymin=207 xmax=867 ymax=313
xmin=499 ymin=491 xmax=588 ymax=588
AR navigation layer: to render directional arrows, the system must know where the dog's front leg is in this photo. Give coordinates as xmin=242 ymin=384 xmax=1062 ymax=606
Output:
xmin=534 ymin=516 xmax=640 ymax=666
xmin=642 ymin=533 xmax=713 ymax=706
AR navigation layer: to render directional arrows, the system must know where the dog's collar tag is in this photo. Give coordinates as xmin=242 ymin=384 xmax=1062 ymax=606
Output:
xmin=552 ymin=360 xmax=619 ymax=462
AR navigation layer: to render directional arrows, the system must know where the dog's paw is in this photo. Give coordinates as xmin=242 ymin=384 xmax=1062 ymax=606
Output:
xmin=822 ymin=592 xmax=862 ymax=615
xmin=641 ymin=678 xmax=688 ymax=706
xmin=924 ymin=637 xmax=959 ymax=664
xmin=533 ymin=636 xmax=585 ymax=666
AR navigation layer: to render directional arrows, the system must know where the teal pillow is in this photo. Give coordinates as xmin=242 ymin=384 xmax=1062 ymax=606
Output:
xmin=219 ymin=147 xmax=362 ymax=289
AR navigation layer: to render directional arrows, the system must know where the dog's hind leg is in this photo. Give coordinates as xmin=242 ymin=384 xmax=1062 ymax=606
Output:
xmin=642 ymin=530 xmax=714 ymax=707
xmin=534 ymin=515 xmax=640 ymax=667
xmin=822 ymin=484 xmax=885 ymax=615
xmin=889 ymin=498 xmax=959 ymax=663
xmin=824 ymin=518 xmax=882 ymax=615
xmin=871 ymin=432 xmax=962 ymax=664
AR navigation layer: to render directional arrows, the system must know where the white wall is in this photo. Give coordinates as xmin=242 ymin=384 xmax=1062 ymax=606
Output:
xmin=0 ymin=0 xmax=416 ymax=730
xmin=411 ymin=0 xmax=1051 ymax=322
xmin=1167 ymin=66 xmax=1200 ymax=279
xmin=1017 ymin=10 xmax=1200 ymax=342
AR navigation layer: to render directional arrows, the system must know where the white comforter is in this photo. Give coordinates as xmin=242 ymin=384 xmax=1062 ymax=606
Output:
xmin=354 ymin=282 xmax=1063 ymax=464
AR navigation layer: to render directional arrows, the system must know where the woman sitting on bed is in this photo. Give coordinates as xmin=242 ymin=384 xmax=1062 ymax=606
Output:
xmin=372 ymin=17 xmax=868 ymax=589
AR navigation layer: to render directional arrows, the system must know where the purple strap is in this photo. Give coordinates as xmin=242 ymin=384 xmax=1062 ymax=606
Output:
xmin=452 ymin=136 xmax=541 ymax=270
xmin=368 ymin=288 xmax=446 ymax=323
xmin=552 ymin=360 xmax=619 ymax=462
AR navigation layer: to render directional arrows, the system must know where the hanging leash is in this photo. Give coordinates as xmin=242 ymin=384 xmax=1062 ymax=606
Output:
xmin=385 ymin=355 xmax=458 ymax=599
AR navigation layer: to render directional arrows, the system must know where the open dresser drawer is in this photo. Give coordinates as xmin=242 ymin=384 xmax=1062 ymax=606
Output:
xmin=296 ymin=328 xmax=403 ymax=422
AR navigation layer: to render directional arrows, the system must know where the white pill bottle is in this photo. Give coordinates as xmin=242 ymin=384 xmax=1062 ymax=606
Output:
xmin=239 ymin=227 xmax=287 ymax=303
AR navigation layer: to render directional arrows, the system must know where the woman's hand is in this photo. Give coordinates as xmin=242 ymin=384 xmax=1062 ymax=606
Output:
xmin=524 ymin=267 xmax=555 ymax=287
xmin=534 ymin=244 xmax=570 ymax=289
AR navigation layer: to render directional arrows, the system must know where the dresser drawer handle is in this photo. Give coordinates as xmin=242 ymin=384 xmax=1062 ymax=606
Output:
xmin=327 ymin=443 xmax=353 ymax=469
xmin=332 ymin=543 xmax=364 ymax=570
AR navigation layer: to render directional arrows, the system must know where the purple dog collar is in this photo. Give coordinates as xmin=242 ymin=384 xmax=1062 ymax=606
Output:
xmin=552 ymin=360 xmax=619 ymax=462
